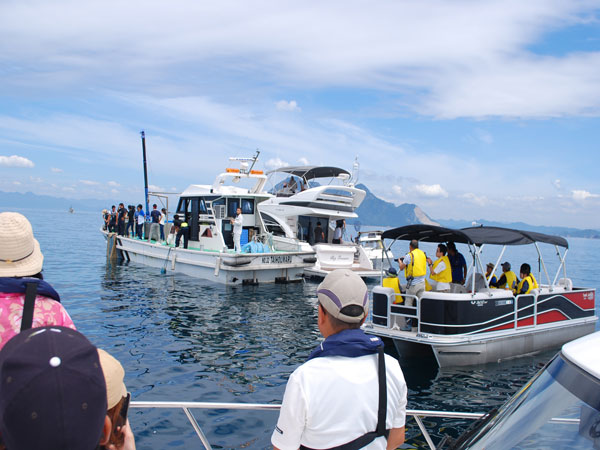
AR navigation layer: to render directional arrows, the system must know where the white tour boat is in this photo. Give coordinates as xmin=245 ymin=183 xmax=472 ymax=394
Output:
xmin=363 ymin=224 xmax=597 ymax=367
xmin=102 ymin=156 xmax=316 ymax=285
xmin=257 ymin=166 xmax=379 ymax=278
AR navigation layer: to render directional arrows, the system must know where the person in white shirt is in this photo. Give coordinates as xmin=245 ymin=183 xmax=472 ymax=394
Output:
xmin=230 ymin=208 xmax=243 ymax=252
xmin=272 ymin=269 xmax=407 ymax=450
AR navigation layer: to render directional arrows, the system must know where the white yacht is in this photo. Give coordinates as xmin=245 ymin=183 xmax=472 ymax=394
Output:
xmin=257 ymin=166 xmax=379 ymax=278
xmin=102 ymin=156 xmax=316 ymax=285
xmin=357 ymin=230 xmax=393 ymax=270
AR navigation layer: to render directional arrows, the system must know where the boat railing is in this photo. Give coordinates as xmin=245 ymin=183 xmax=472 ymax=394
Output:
xmin=130 ymin=400 xmax=485 ymax=450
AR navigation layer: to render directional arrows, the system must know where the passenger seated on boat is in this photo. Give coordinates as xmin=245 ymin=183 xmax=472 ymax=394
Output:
xmin=0 ymin=326 xmax=109 ymax=450
xmin=382 ymin=267 xmax=403 ymax=304
xmin=98 ymin=348 xmax=136 ymax=450
xmin=426 ymin=244 xmax=451 ymax=292
xmin=490 ymin=261 xmax=517 ymax=290
xmin=514 ymin=263 xmax=537 ymax=295
xmin=485 ymin=263 xmax=497 ymax=287
xmin=0 ymin=212 xmax=76 ymax=351
xmin=272 ymin=269 xmax=407 ymax=450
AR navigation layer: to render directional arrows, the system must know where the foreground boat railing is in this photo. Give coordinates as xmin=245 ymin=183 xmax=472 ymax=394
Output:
xmin=130 ymin=400 xmax=484 ymax=450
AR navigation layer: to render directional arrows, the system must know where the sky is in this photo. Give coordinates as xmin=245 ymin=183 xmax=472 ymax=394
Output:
xmin=1 ymin=0 xmax=600 ymax=228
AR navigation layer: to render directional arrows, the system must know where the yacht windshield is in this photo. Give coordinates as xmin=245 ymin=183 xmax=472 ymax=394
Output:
xmin=266 ymin=169 xmax=350 ymax=197
xmin=455 ymin=354 xmax=600 ymax=449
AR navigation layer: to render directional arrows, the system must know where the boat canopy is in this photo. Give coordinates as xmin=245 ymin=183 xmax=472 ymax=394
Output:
xmin=381 ymin=225 xmax=568 ymax=248
xmin=266 ymin=166 xmax=350 ymax=180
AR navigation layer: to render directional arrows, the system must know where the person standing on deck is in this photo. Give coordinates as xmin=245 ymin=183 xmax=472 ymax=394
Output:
xmin=314 ymin=221 xmax=325 ymax=244
xmin=491 ymin=262 xmax=517 ymax=290
xmin=231 ymin=207 xmax=243 ymax=252
xmin=272 ymin=269 xmax=407 ymax=450
xmin=397 ymin=239 xmax=427 ymax=329
xmin=447 ymin=242 xmax=467 ymax=285
xmin=135 ymin=204 xmax=145 ymax=239
xmin=117 ymin=203 xmax=127 ymax=236
xmin=108 ymin=205 xmax=117 ymax=233
xmin=332 ymin=219 xmax=345 ymax=244
xmin=174 ymin=214 xmax=190 ymax=249
xmin=426 ymin=244 xmax=452 ymax=293
xmin=159 ymin=208 xmax=167 ymax=242
xmin=148 ymin=204 xmax=162 ymax=242
xmin=126 ymin=205 xmax=135 ymax=237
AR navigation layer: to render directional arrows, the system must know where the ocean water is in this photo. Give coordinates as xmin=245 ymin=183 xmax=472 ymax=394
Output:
xmin=8 ymin=208 xmax=600 ymax=449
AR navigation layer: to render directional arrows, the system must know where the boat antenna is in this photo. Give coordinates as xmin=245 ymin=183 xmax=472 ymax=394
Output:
xmin=350 ymin=155 xmax=359 ymax=187
xmin=248 ymin=149 xmax=260 ymax=172
xmin=141 ymin=130 xmax=150 ymax=218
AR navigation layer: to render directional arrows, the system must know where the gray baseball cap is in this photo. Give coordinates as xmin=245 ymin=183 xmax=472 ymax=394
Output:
xmin=317 ymin=269 xmax=368 ymax=323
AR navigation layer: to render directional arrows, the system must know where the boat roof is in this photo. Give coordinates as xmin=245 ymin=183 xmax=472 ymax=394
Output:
xmin=266 ymin=166 xmax=350 ymax=180
xmin=381 ymin=224 xmax=568 ymax=248
xmin=562 ymin=330 xmax=600 ymax=380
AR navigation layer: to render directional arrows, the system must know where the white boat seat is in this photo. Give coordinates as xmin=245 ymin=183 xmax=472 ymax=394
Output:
xmin=558 ymin=278 xmax=573 ymax=291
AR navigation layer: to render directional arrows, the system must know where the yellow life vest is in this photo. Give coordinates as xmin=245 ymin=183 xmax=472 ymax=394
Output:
xmin=181 ymin=221 xmax=188 ymax=227
xmin=382 ymin=276 xmax=403 ymax=304
xmin=486 ymin=272 xmax=497 ymax=288
xmin=499 ymin=270 xmax=517 ymax=290
xmin=529 ymin=273 xmax=539 ymax=289
xmin=515 ymin=275 xmax=535 ymax=295
xmin=430 ymin=256 xmax=452 ymax=283
xmin=405 ymin=248 xmax=427 ymax=279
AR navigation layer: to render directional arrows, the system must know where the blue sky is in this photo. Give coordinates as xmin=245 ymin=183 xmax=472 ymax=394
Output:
xmin=1 ymin=0 xmax=599 ymax=228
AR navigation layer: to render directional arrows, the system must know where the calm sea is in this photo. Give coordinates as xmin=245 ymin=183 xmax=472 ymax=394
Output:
xmin=8 ymin=208 xmax=600 ymax=449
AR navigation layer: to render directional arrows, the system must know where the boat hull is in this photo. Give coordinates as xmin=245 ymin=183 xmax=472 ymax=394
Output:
xmin=104 ymin=231 xmax=315 ymax=285
xmin=364 ymin=285 xmax=598 ymax=367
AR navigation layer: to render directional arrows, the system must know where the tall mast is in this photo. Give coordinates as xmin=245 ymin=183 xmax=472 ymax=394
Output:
xmin=141 ymin=131 xmax=150 ymax=217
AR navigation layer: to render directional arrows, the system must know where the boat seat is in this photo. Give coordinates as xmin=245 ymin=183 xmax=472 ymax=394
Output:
xmin=449 ymin=283 xmax=468 ymax=294
xmin=558 ymin=278 xmax=573 ymax=291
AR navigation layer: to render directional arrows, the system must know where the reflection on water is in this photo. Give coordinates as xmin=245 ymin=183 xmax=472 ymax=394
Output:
xmin=7 ymin=208 xmax=600 ymax=449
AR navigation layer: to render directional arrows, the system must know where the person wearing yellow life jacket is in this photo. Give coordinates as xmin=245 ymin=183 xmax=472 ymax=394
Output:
xmin=515 ymin=263 xmax=537 ymax=295
xmin=491 ymin=261 xmax=517 ymax=290
xmin=382 ymin=267 xmax=403 ymax=304
xmin=485 ymin=263 xmax=497 ymax=288
xmin=397 ymin=240 xmax=427 ymax=331
xmin=426 ymin=244 xmax=452 ymax=292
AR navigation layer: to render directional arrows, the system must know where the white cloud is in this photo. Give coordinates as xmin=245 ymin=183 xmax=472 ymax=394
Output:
xmin=298 ymin=157 xmax=309 ymax=165
xmin=474 ymin=129 xmax=493 ymax=145
xmin=276 ymin=100 xmax=301 ymax=112
xmin=111 ymin=188 xmax=119 ymax=194
xmin=108 ymin=180 xmax=120 ymax=187
xmin=0 ymin=155 xmax=34 ymax=168
xmin=413 ymin=184 xmax=448 ymax=198
xmin=265 ymin=158 xmax=289 ymax=170
xmin=148 ymin=184 xmax=165 ymax=191
xmin=62 ymin=186 xmax=75 ymax=192
xmin=552 ymin=179 xmax=561 ymax=190
xmin=392 ymin=185 xmax=403 ymax=197
xmin=50 ymin=167 xmax=63 ymax=173
xmin=572 ymin=189 xmax=600 ymax=201
xmin=462 ymin=192 xmax=488 ymax=206
xmin=29 ymin=176 xmax=42 ymax=183
xmin=79 ymin=179 xmax=99 ymax=185
xmin=13 ymin=181 xmax=21 ymax=186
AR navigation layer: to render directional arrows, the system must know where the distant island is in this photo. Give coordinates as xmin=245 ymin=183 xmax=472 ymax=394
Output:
xmin=1 ymin=187 xmax=598 ymax=239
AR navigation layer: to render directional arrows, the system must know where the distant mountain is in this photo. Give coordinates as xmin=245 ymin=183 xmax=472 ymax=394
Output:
xmin=348 ymin=184 xmax=439 ymax=228
xmin=437 ymin=218 xmax=600 ymax=239
xmin=0 ymin=191 xmax=122 ymax=213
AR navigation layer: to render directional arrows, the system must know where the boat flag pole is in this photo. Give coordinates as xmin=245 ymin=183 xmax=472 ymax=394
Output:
xmin=141 ymin=131 xmax=150 ymax=224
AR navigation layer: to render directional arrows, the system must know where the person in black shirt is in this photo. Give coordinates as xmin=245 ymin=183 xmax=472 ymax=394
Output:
xmin=117 ymin=203 xmax=127 ymax=236
xmin=126 ymin=205 xmax=135 ymax=237
xmin=174 ymin=214 xmax=190 ymax=249
xmin=314 ymin=221 xmax=325 ymax=244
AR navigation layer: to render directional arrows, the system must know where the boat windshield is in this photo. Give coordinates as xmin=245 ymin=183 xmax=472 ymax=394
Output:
xmin=266 ymin=169 xmax=351 ymax=197
xmin=455 ymin=354 xmax=600 ymax=449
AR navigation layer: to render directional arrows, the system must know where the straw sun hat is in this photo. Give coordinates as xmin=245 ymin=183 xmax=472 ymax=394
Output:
xmin=0 ymin=212 xmax=44 ymax=277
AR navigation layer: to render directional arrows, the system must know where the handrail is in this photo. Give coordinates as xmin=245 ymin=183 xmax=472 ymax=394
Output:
xmin=130 ymin=400 xmax=485 ymax=450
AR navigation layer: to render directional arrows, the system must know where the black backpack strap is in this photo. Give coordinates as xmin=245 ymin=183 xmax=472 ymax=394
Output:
xmin=300 ymin=346 xmax=389 ymax=450
xmin=20 ymin=282 xmax=38 ymax=332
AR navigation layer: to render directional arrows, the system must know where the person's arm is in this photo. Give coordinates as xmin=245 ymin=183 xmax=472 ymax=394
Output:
xmin=271 ymin=374 xmax=306 ymax=450
xmin=387 ymin=426 xmax=405 ymax=449
xmin=432 ymin=260 xmax=445 ymax=275
xmin=397 ymin=254 xmax=410 ymax=271
xmin=518 ymin=279 xmax=529 ymax=295
xmin=461 ymin=255 xmax=467 ymax=281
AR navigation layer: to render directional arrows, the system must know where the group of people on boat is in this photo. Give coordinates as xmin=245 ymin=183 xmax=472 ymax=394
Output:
xmin=103 ymin=202 xmax=168 ymax=242
xmin=382 ymin=240 xmax=541 ymax=329
xmin=0 ymin=212 xmax=136 ymax=450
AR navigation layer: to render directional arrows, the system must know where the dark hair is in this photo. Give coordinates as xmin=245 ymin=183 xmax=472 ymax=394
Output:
xmin=319 ymin=303 xmax=363 ymax=331
xmin=520 ymin=263 xmax=531 ymax=275
xmin=437 ymin=244 xmax=447 ymax=255
xmin=317 ymin=221 xmax=321 ymax=226
xmin=137 ymin=204 xmax=143 ymax=209
xmin=447 ymin=242 xmax=456 ymax=251
xmin=153 ymin=204 xmax=157 ymax=208
xmin=111 ymin=205 xmax=116 ymax=209
xmin=410 ymin=239 xmax=419 ymax=249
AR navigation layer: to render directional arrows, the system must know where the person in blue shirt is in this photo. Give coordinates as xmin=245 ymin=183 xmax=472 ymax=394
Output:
xmin=135 ymin=204 xmax=145 ymax=239
xmin=148 ymin=204 xmax=162 ymax=242
xmin=447 ymin=242 xmax=467 ymax=285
